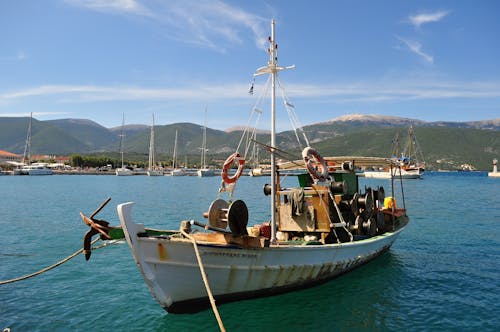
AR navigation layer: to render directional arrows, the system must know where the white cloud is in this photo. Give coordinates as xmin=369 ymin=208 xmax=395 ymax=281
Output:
xmin=2 ymin=80 xmax=500 ymax=106
xmin=65 ymin=0 xmax=268 ymax=51
xmin=408 ymin=10 xmax=449 ymax=28
xmin=64 ymin=0 xmax=153 ymax=17
xmin=0 ymin=50 xmax=28 ymax=62
xmin=396 ymin=36 xmax=434 ymax=64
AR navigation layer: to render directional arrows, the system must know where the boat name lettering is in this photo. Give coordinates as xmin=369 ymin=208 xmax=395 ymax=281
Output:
xmin=203 ymin=251 xmax=258 ymax=258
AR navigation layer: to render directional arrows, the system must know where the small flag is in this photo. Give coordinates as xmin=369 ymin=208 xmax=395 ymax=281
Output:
xmin=249 ymin=78 xmax=255 ymax=95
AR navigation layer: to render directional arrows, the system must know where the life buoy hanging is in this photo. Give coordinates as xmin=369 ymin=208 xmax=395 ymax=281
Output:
xmin=302 ymin=146 xmax=328 ymax=180
xmin=221 ymin=152 xmax=245 ymax=184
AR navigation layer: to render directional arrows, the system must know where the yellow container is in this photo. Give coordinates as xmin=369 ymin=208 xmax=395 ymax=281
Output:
xmin=384 ymin=197 xmax=397 ymax=209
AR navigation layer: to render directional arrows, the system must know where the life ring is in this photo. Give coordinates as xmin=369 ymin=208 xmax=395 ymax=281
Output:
xmin=221 ymin=152 xmax=245 ymax=184
xmin=302 ymin=146 xmax=328 ymax=180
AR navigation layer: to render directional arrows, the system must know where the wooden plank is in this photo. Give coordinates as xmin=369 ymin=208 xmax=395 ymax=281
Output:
xmin=190 ymin=232 xmax=269 ymax=248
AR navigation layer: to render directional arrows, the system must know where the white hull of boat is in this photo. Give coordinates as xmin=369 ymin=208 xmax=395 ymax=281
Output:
xmin=364 ymin=168 xmax=422 ymax=179
xmin=147 ymin=170 xmax=163 ymax=176
xmin=169 ymin=168 xmax=186 ymax=176
xmin=116 ymin=168 xmax=133 ymax=176
xmin=488 ymin=172 xmax=500 ymax=178
xmin=27 ymin=167 xmax=53 ymax=175
xmin=16 ymin=164 xmax=53 ymax=175
xmin=197 ymin=168 xmax=214 ymax=177
xmin=249 ymin=168 xmax=263 ymax=177
xmin=118 ymin=202 xmax=407 ymax=313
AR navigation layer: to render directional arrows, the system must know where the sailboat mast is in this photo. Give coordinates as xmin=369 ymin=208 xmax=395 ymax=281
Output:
xmin=201 ymin=108 xmax=207 ymax=168
xmin=173 ymin=129 xmax=178 ymax=169
xmin=270 ymin=20 xmax=278 ymax=243
xmin=120 ymin=114 xmax=125 ymax=168
xmin=149 ymin=114 xmax=155 ymax=170
xmin=23 ymin=112 xmax=33 ymax=165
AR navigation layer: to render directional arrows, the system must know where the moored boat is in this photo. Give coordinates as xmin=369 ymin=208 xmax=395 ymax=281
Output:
xmin=147 ymin=114 xmax=163 ymax=176
xmin=197 ymin=109 xmax=214 ymax=177
xmin=116 ymin=114 xmax=133 ymax=176
xmin=81 ymin=20 xmax=410 ymax=317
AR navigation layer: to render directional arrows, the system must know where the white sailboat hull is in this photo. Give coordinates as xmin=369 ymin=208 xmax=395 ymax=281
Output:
xmin=169 ymin=168 xmax=186 ymax=176
xmin=197 ymin=168 xmax=214 ymax=177
xmin=115 ymin=168 xmax=133 ymax=176
xmin=118 ymin=202 xmax=407 ymax=313
xmin=147 ymin=170 xmax=163 ymax=176
xmin=27 ymin=167 xmax=53 ymax=175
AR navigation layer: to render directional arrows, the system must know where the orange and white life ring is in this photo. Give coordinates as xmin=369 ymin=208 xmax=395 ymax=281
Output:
xmin=221 ymin=152 xmax=245 ymax=184
xmin=302 ymin=146 xmax=328 ymax=180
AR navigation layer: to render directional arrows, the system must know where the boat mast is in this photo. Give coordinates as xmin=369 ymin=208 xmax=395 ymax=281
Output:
xmin=201 ymin=108 xmax=207 ymax=168
xmin=173 ymin=129 xmax=178 ymax=169
xmin=149 ymin=114 xmax=155 ymax=171
xmin=119 ymin=114 xmax=125 ymax=169
xmin=254 ymin=20 xmax=294 ymax=242
xmin=23 ymin=112 xmax=33 ymax=165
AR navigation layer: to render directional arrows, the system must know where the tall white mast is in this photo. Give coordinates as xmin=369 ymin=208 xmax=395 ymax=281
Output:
xmin=23 ymin=112 xmax=33 ymax=165
xmin=254 ymin=19 xmax=294 ymax=242
xmin=201 ymin=108 xmax=207 ymax=168
xmin=148 ymin=114 xmax=155 ymax=171
xmin=120 ymin=114 xmax=125 ymax=169
xmin=173 ymin=129 xmax=178 ymax=169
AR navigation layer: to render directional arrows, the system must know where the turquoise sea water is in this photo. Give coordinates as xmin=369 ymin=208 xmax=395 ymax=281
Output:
xmin=1 ymin=172 xmax=499 ymax=331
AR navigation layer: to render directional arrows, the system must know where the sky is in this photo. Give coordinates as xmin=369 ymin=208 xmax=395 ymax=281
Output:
xmin=1 ymin=0 xmax=499 ymax=131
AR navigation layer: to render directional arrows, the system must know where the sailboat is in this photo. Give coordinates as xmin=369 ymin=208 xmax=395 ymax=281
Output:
xmin=81 ymin=20 xmax=409 ymax=316
xmin=147 ymin=114 xmax=163 ymax=176
xmin=169 ymin=129 xmax=185 ymax=176
xmin=115 ymin=114 xmax=133 ymax=176
xmin=197 ymin=109 xmax=214 ymax=177
xmin=14 ymin=113 xmax=53 ymax=175
xmin=364 ymin=126 xmax=424 ymax=179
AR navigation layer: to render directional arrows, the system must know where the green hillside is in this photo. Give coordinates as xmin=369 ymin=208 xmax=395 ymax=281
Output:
xmin=1 ymin=116 xmax=498 ymax=170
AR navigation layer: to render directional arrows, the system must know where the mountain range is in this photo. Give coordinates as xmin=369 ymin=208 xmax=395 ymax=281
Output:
xmin=1 ymin=114 xmax=498 ymax=170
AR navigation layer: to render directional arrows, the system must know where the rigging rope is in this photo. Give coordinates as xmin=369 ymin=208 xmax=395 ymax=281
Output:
xmin=181 ymin=230 xmax=226 ymax=332
xmin=0 ymin=238 xmax=102 ymax=285
xmin=235 ymin=76 xmax=271 ymax=158
xmin=277 ymin=75 xmax=310 ymax=148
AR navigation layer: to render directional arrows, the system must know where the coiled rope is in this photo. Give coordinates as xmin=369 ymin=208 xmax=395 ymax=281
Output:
xmin=181 ymin=229 xmax=226 ymax=332
xmin=0 ymin=238 xmax=102 ymax=285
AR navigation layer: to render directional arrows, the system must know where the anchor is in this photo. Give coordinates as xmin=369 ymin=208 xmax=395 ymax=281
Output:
xmin=80 ymin=197 xmax=114 ymax=261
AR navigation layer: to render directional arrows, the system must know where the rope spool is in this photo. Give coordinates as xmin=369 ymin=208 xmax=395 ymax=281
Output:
xmin=204 ymin=199 xmax=249 ymax=236
xmin=205 ymin=199 xmax=230 ymax=229
xmin=227 ymin=200 xmax=249 ymax=236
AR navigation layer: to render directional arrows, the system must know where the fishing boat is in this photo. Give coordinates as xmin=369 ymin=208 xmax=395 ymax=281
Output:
xmin=197 ymin=109 xmax=214 ymax=177
xmin=147 ymin=114 xmax=163 ymax=176
xmin=81 ymin=20 xmax=409 ymax=316
xmin=115 ymin=114 xmax=133 ymax=176
xmin=364 ymin=126 xmax=424 ymax=179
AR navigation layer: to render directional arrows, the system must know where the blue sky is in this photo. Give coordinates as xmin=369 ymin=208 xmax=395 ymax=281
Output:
xmin=1 ymin=0 xmax=499 ymax=130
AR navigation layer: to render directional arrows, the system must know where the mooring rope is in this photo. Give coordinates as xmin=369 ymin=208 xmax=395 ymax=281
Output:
xmin=0 ymin=238 xmax=101 ymax=285
xmin=181 ymin=230 xmax=226 ymax=332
